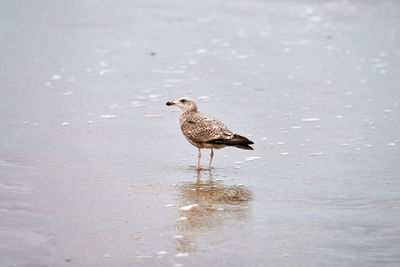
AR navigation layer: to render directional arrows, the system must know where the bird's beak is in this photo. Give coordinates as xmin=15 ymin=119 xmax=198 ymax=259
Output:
xmin=166 ymin=101 xmax=175 ymax=106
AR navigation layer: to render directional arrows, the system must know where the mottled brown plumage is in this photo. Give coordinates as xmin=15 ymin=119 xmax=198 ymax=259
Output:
xmin=166 ymin=97 xmax=254 ymax=169
xmin=180 ymin=110 xmax=233 ymax=147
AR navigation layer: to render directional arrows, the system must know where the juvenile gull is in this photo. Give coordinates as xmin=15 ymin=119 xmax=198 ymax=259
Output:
xmin=166 ymin=97 xmax=254 ymax=169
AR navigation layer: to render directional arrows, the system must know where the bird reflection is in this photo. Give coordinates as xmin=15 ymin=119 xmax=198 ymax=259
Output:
xmin=174 ymin=170 xmax=252 ymax=252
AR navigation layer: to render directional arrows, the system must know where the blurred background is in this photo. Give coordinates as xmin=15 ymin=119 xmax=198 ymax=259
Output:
xmin=1 ymin=0 xmax=399 ymax=266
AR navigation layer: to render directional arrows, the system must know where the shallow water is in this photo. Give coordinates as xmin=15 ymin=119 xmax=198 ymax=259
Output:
xmin=1 ymin=0 xmax=400 ymax=266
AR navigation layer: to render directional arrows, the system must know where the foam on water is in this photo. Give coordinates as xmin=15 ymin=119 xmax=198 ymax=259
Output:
xmin=99 ymin=69 xmax=113 ymax=76
xmin=308 ymin=153 xmax=325 ymax=156
xmin=51 ymin=74 xmax=61 ymax=80
xmin=301 ymin=118 xmax=320 ymax=122
xmin=179 ymin=204 xmax=199 ymax=211
xmin=175 ymin=253 xmax=189 ymax=257
xmin=244 ymin=156 xmax=263 ymax=161
xmin=100 ymin=115 xmax=117 ymax=119
xmin=195 ymin=48 xmax=207 ymax=54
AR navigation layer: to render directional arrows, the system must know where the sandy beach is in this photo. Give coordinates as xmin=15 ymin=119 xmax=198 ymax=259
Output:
xmin=1 ymin=0 xmax=400 ymax=266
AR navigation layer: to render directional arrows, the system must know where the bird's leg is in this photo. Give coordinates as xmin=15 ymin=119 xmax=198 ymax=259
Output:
xmin=196 ymin=168 xmax=201 ymax=183
xmin=197 ymin=148 xmax=201 ymax=170
xmin=209 ymin=148 xmax=214 ymax=169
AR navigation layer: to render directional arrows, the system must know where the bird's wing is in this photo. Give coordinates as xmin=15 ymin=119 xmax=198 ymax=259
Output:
xmin=181 ymin=112 xmax=233 ymax=143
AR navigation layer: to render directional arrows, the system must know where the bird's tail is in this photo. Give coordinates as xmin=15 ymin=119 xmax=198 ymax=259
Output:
xmin=207 ymin=134 xmax=254 ymax=150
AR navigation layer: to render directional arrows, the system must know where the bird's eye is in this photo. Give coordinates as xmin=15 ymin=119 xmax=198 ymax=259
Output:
xmin=180 ymin=99 xmax=186 ymax=103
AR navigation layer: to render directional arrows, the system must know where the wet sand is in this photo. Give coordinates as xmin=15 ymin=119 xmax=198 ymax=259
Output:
xmin=1 ymin=0 xmax=400 ymax=266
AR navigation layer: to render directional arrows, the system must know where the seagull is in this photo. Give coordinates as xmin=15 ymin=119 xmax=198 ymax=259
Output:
xmin=166 ymin=97 xmax=254 ymax=170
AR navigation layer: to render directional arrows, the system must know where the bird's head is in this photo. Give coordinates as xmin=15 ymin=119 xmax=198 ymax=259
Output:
xmin=166 ymin=97 xmax=198 ymax=112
